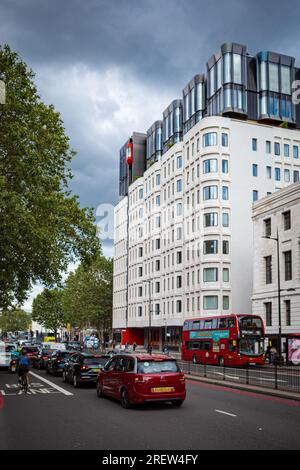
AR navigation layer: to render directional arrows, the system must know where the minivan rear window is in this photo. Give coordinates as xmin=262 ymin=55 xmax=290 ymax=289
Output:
xmin=137 ymin=360 xmax=180 ymax=374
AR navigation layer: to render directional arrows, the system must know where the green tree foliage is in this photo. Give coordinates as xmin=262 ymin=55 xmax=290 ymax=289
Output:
xmin=0 ymin=308 xmax=31 ymax=333
xmin=32 ymin=288 xmax=65 ymax=337
xmin=0 ymin=45 xmax=101 ymax=308
xmin=63 ymin=256 xmax=113 ymax=339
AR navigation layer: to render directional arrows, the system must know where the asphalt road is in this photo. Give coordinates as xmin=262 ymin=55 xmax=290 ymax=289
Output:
xmin=0 ymin=369 xmax=299 ymax=450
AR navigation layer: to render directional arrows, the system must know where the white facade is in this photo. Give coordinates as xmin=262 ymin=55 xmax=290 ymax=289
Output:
xmin=113 ymin=116 xmax=300 ymax=342
xmin=252 ymin=182 xmax=300 ymax=339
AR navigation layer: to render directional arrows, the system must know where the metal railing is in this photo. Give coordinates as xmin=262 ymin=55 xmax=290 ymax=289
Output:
xmin=177 ymin=360 xmax=300 ymax=394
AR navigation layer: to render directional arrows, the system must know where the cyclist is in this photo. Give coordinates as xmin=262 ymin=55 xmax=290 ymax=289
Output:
xmin=18 ymin=350 xmax=30 ymax=392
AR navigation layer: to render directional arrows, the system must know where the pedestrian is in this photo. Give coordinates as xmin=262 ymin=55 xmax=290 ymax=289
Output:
xmin=270 ymin=346 xmax=278 ymax=365
xmin=265 ymin=345 xmax=271 ymax=364
xmin=147 ymin=344 xmax=153 ymax=355
xmin=132 ymin=342 xmax=137 ymax=352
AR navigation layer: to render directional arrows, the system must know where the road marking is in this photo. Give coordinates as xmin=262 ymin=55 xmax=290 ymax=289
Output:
xmin=29 ymin=371 xmax=73 ymax=396
xmin=215 ymin=409 xmax=237 ymax=417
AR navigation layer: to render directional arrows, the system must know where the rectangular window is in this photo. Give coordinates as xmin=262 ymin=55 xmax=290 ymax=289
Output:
xmin=222 ymin=186 xmax=229 ymax=200
xmin=223 ymin=268 xmax=230 ymax=283
xmin=284 ymin=144 xmax=290 ymax=157
xmin=177 ymin=251 xmax=182 ymax=264
xmin=284 ymin=169 xmax=290 ymax=183
xmin=203 ymin=186 xmax=218 ymax=201
xmin=222 ymin=240 xmax=229 ymax=255
xmin=203 ymin=268 xmax=218 ymax=282
xmin=138 ymin=306 xmax=143 ymax=317
xmin=139 ymin=188 xmax=143 ymax=199
xmin=203 ymin=240 xmax=218 ymax=255
xmin=284 ymin=251 xmax=292 ymax=281
xmin=253 ymin=190 xmax=258 ymax=202
xmin=264 ymin=218 xmax=271 ymax=237
xmin=252 ymin=164 xmax=258 ymax=177
xmin=293 ymin=145 xmax=299 ymax=159
xmin=203 ymin=296 xmax=218 ymax=310
xmin=233 ymin=53 xmax=242 ymax=84
xmin=294 ymin=170 xmax=299 ymax=182
xmin=283 ymin=211 xmax=291 ymax=230
xmin=222 ymin=213 xmax=229 ymax=227
xmin=177 ymin=179 xmax=182 ymax=192
xmin=204 ymin=212 xmax=218 ymax=227
xmin=265 ymin=302 xmax=272 ymax=327
xmin=203 ymin=132 xmax=217 ymax=147
xmin=223 ymin=296 xmax=230 ymax=310
xmin=203 ymin=159 xmax=218 ymax=174
xmin=285 ymin=300 xmax=291 ymax=326
xmin=222 ymin=160 xmax=229 ymax=173
xmin=269 ymin=63 xmax=279 ymax=92
xmin=156 ymin=174 xmax=161 ymax=185
xmin=265 ymin=256 xmax=272 ymax=284
xmin=156 ymin=195 xmax=160 ymax=206
xmin=266 ymin=166 xmax=272 ymax=179
xmin=281 ymin=65 xmax=291 ymax=95
xmin=252 ymin=138 xmax=257 ymax=151
xmin=274 ymin=142 xmax=280 ymax=156
xmin=275 ymin=168 xmax=281 ymax=181
xmin=176 ymin=300 xmax=182 ymax=313
xmin=266 ymin=141 xmax=271 ymax=154
xmin=221 ymin=133 xmax=229 ymax=147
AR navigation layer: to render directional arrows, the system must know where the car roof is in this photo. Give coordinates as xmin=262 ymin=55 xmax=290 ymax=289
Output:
xmin=113 ymin=353 xmax=175 ymax=361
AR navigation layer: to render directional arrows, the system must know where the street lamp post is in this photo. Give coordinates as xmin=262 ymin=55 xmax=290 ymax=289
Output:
xmin=147 ymin=279 xmax=152 ymax=354
xmin=263 ymin=228 xmax=282 ymax=363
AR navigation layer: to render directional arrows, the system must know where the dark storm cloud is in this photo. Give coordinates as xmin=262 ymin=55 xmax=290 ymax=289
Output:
xmin=1 ymin=0 xmax=300 ymax=256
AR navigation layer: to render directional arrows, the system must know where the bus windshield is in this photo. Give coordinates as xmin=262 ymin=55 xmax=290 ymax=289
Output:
xmin=239 ymin=338 xmax=264 ymax=357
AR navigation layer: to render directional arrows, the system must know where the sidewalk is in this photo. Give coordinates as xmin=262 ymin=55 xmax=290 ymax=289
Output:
xmin=186 ymin=374 xmax=300 ymax=402
xmin=137 ymin=348 xmax=300 ymax=402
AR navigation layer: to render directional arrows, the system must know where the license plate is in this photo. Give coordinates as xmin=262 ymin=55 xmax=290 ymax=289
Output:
xmin=11 ymin=366 xmax=16 ymax=372
xmin=151 ymin=387 xmax=175 ymax=393
xmin=92 ymin=368 xmax=100 ymax=373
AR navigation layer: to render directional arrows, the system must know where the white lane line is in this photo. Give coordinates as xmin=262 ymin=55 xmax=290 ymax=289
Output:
xmin=29 ymin=371 xmax=73 ymax=396
xmin=215 ymin=409 xmax=237 ymax=418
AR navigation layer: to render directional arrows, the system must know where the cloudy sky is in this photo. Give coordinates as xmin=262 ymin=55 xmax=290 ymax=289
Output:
xmin=1 ymin=0 xmax=300 ymax=308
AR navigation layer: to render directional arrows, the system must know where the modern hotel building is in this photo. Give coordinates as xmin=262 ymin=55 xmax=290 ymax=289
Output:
xmin=113 ymin=43 xmax=300 ymax=349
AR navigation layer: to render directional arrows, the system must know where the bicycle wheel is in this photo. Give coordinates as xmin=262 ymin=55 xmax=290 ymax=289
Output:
xmin=22 ymin=374 xmax=28 ymax=393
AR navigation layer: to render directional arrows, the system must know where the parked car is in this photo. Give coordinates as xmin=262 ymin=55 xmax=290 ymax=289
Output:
xmin=65 ymin=341 xmax=83 ymax=352
xmin=46 ymin=350 xmax=75 ymax=376
xmin=0 ymin=342 xmax=17 ymax=369
xmin=33 ymin=348 xmax=56 ymax=369
xmin=96 ymin=353 xmax=186 ymax=408
xmin=63 ymin=353 xmax=110 ymax=387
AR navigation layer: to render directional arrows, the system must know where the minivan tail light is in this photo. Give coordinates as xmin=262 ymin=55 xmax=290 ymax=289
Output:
xmin=81 ymin=365 xmax=89 ymax=371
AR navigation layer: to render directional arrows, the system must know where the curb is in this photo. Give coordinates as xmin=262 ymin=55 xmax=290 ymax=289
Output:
xmin=185 ymin=374 xmax=300 ymax=402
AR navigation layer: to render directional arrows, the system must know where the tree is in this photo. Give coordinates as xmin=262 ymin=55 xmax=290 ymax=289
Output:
xmin=32 ymin=288 xmax=65 ymax=338
xmin=0 ymin=308 xmax=31 ymax=334
xmin=0 ymin=45 xmax=101 ymax=308
xmin=63 ymin=256 xmax=113 ymax=340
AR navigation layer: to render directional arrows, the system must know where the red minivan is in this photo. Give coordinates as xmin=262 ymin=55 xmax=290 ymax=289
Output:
xmin=96 ymin=353 xmax=186 ymax=408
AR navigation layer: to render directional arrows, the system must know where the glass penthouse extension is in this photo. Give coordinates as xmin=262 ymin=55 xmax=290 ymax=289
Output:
xmin=162 ymin=99 xmax=183 ymax=153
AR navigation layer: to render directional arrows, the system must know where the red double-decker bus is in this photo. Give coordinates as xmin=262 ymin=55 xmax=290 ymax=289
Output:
xmin=182 ymin=314 xmax=265 ymax=367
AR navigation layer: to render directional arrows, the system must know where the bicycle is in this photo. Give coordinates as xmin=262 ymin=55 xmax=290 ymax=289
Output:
xmin=18 ymin=370 xmax=29 ymax=394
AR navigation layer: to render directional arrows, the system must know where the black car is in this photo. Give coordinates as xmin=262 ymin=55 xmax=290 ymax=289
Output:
xmin=62 ymin=353 xmax=110 ymax=387
xmin=33 ymin=349 xmax=56 ymax=369
xmin=65 ymin=341 xmax=83 ymax=352
xmin=46 ymin=350 xmax=75 ymax=376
